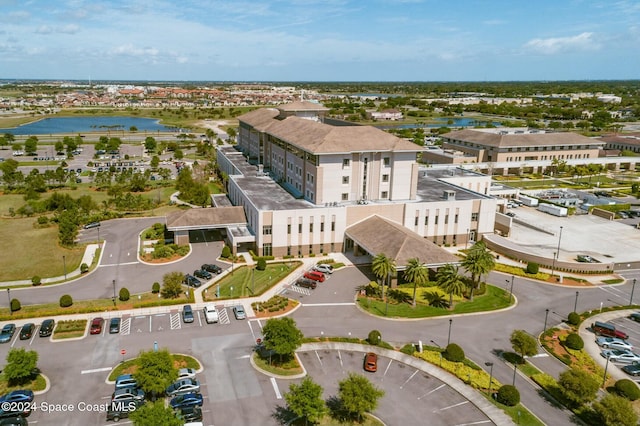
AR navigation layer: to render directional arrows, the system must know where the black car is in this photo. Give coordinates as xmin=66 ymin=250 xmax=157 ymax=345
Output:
xmin=0 ymin=416 xmax=28 ymax=426
xmin=177 ymin=406 xmax=202 ymax=422
xmin=19 ymin=323 xmax=35 ymax=340
xmin=201 ymin=264 xmax=222 ymax=274
xmin=183 ymin=275 xmax=202 ymax=288
xmin=39 ymin=319 xmax=55 ymax=337
xmin=295 ymin=278 xmax=317 ymax=289
xmin=182 ymin=305 xmax=194 ymax=324
xmin=109 ymin=318 xmax=121 ymax=334
xmin=106 ymin=400 xmax=142 ymax=422
xmin=194 ymin=269 xmax=212 ymax=280
xmin=630 ymin=312 xmax=640 ymax=323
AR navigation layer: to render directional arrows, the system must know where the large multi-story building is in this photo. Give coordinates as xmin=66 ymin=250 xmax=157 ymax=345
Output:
xmin=211 ymin=102 xmax=498 ymax=264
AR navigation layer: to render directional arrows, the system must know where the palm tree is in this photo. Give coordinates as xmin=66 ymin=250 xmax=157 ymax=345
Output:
xmin=372 ymin=253 xmax=396 ymax=302
xmin=436 ymin=264 xmax=466 ymax=308
xmin=462 ymin=241 xmax=495 ymax=301
xmin=404 ymin=258 xmax=428 ymax=307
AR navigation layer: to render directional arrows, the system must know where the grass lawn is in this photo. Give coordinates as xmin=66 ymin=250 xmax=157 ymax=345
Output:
xmin=108 ymin=354 xmax=201 ymax=381
xmin=0 ymin=373 xmax=47 ymax=395
xmin=252 ymin=352 xmax=303 ymax=376
xmin=205 ymin=262 xmax=302 ymax=299
xmin=357 ymin=285 xmax=511 ymax=318
xmin=52 ymin=319 xmax=88 ymax=340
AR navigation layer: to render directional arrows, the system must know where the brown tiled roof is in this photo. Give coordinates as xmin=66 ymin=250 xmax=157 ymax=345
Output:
xmin=444 ymin=129 xmax=602 ymax=148
xmin=277 ymin=100 xmax=329 ymax=112
xmin=345 ymin=215 xmax=460 ymax=267
xmin=166 ymin=206 xmax=247 ymax=230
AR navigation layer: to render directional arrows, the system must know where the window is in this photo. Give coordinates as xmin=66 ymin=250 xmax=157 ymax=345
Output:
xmin=320 ymin=222 xmax=324 ymax=232
xmin=309 ymin=223 xmax=314 ymax=232
xmin=383 ymin=157 xmax=390 ymax=166
xmin=382 ymin=174 xmax=389 ymax=182
xmin=263 ymin=243 xmax=272 ymax=257
xmin=287 ymin=246 xmax=291 ymax=256
xmin=287 ymin=224 xmax=291 ymax=234
xmin=455 ymin=214 xmax=459 ymax=224
xmin=434 ymin=215 xmax=439 ymax=225
xmin=342 ymin=159 xmax=350 ymax=167
xmin=342 ymin=176 xmax=349 ymax=184
xmin=298 ymin=223 xmax=302 ymax=233
xmin=262 ymin=225 xmax=272 ymax=235
xmin=415 ymin=217 xmax=419 ymax=226
xmin=471 ymin=213 xmax=479 ymax=221
xmin=444 ymin=215 xmax=449 ymax=225
xmin=309 ymin=245 xmax=313 ymax=255
xmin=342 ymin=193 xmax=349 ymax=201
xmin=424 ymin=216 xmax=429 ymax=225
xmin=331 ymin=221 xmax=335 ymax=231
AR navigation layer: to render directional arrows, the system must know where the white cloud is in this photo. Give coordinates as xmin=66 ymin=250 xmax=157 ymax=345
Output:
xmin=35 ymin=24 xmax=80 ymax=35
xmin=524 ymin=32 xmax=599 ymax=54
xmin=109 ymin=44 xmax=160 ymax=58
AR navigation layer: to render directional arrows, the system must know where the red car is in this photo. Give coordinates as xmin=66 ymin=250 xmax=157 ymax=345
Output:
xmin=364 ymin=352 xmax=377 ymax=372
xmin=90 ymin=317 xmax=104 ymax=335
xmin=303 ymin=271 xmax=325 ymax=282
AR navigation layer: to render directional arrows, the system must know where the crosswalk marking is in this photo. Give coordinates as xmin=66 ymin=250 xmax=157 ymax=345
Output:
xmin=287 ymin=284 xmax=311 ymax=296
xmin=217 ymin=307 xmax=231 ymax=324
xmin=120 ymin=317 xmax=132 ymax=335
xmin=170 ymin=312 xmax=182 ymax=330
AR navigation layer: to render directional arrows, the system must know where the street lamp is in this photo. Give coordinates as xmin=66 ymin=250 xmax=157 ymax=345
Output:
xmin=551 ymin=251 xmax=556 ymax=278
xmin=512 ymin=358 xmax=518 ymax=386
xmin=574 ymin=291 xmax=579 ymax=313
xmin=6 ymin=288 xmax=11 ymax=316
xmin=506 ymin=276 xmax=514 ymax=303
xmin=485 ymin=362 xmax=494 ymax=396
xmin=112 ymin=279 xmax=116 ymax=306
xmin=630 ymin=278 xmax=637 ymax=306
xmin=447 ymin=319 xmax=453 ymax=346
xmin=556 ymin=226 xmax=563 ymax=259
xmin=543 ymin=308 xmax=550 ymax=334
xmin=63 ymin=255 xmax=67 ymax=280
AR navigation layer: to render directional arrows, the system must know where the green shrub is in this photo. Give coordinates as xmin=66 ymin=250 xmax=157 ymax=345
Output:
xmin=526 ymin=262 xmax=539 ymax=274
xmin=615 ymin=379 xmax=640 ymax=401
xmin=567 ymin=312 xmax=580 ymax=326
xmin=256 ymin=258 xmax=267 ymax=271
xmin=564 ymin=333 xmax=584 ymax=350
xmin=496 ymin=385 xmax=520 ymax=406
xmin=152 ymin=282 xmax=160 ymax=293
xmin=80 ymin=263 xmax=89 ymax=273
xmin=367 ymin=330 xmax=382 ymax=346
xmin=59 ymin=294 xmax=73 ymax=308
xmin=10 ymin=299 xmax=21 ymax=312
xmin=400 ymin=344 xmax=416 ymax=355
xmin=221 ymin=245 xmax=231 ymax=258
xmin=31 ymin=276 xmax=41 ymax=286
xmin=443 ymin=343 xmax=465 ymax=362
xmin=119 ymin=287 xmax=130 ymax=302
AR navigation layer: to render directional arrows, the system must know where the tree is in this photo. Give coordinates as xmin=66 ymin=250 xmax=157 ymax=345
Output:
xmin=285 ymin=377 xmax=327 ymax=425
xmin=24 ymin=136 xmax=38 ymax=154
xmin=403 ymin=257 xmax=428 ymax=307
xmin=4 ymin=348 xmax=39 ymax=385
xmin=462 ymin=241 xmax=495 ymax=301
xmin=510 ymin=330 xmax=538 ymax=363
xmin=372 ymin=253 xmax=396 ymax=300
xmin=592 ymin=394 xmax=638 ymax=426
xmin=436 ymin=264 xmax=465 ymax=308
xmin=129 ymin=400 xmax=182 ymax=426
xmin=557 ymin=368 xmax=600 ymax=407
xmin=57 ymin=209 xmax=79 ymax=247
xmin=150 ymin=155 xmax=160 ymax=169
xmin=133 ymin=349 xmax=178 ymax=399
xmin=338 ymin=373 xmax=384 ymax=422
xmin=161 ymin=271 xmax=184 ymax=299
xmin=145 ymin=137 xmax=157 ymax=153
xmin=262 ymin=317 xmax=303 ymax=362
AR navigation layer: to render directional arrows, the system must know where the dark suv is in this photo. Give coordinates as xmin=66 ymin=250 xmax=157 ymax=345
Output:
xmin=183 ymin=274 xmax=202 ymax=288
xmin=194 ymin=269 xmax=212 ymax=280
xmin=39 ymin=319 xmax=55 ymax=337
xmin=201 ymin=264 xmax=222 ymax=274
xmin=295 ymin=278 xmax=317 ymax=289
xmin=177 ymin=406 xmax=202 ymax=422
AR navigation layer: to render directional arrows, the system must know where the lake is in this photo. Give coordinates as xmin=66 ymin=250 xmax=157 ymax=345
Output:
xmin=376 ymin=117 xmax=502 ymax=129
xmin=0 ymin=116 xmax=178 ymax=135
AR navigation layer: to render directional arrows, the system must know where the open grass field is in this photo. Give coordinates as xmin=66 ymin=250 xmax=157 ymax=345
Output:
xmin=204 ymin=262 xmax=302 ymax=300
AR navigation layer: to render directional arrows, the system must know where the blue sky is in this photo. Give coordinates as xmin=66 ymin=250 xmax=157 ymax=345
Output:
xmin=1 ymin=0 xmax=639 ymax=81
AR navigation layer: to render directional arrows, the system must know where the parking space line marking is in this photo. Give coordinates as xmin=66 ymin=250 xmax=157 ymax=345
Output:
xmin=81 ymin=367 xmax=112 ymax=374
xmin=435 ymin=401 xmax=469 ymax=412
xmin=418 ymin=384 xmax=445 ymax=400
xmin=149 ymin=316 xmax=152 ymax=333
xmin=121 ymin=317 xmax=132 ymax=335
xmin=315 ymin=350 xmax=323 ymax=366
xmin=270 ymin=377 xmax=282 ymax=399
xmin=453 ymin=421 xmax=492 ymax=426
xmin=154 ymin=313 xmax=166 ymax=317
xmin=248 ymin=321 xmax=257 ymax=341
xmin=383 ymin=359 xmax=393 ymax=376
xmin=337 ymin=350 xmax=343 ymax=367
xmin=197 ymin=311 xmax=203 ymax=327
xmin=399 ymin=369 xmax=419 ymax=389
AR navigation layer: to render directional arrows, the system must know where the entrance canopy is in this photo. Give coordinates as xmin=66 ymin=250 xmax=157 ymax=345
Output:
xmin=166 ymin=206 xmax=247 ymax=231
xmin=345 ymin=215 xmax=460 ymax=268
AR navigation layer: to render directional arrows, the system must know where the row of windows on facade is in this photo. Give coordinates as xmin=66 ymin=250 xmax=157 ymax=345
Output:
xmin=413 ymin=212 xmax=478 ymax=226
xmin=342 ymin=157 xmax=391 ymax=168
xmin=263 ymin=222 xmax=336 ymax=235
xmin=261 ymin=243 xmax=337 ymax=257
xmin=451 ymin=140 xmax=598 ymax=152
xmin=503 ymin=153 xmax=591 ymax=162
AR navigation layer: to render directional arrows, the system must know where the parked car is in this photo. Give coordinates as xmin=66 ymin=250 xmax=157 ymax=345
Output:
xmin=577 ymin=254 xmax=596 ymax=263
xmin=90 ymin=317 xmax=104 ymax=335
xmin=106 ymin=400 xmax=142 ymax=422
xmin=201 ymin=264 xmax=222 ymax=274
xmin=114 ymin=374 xmax=138 ymax=390
xmin=363 ymin=352 xmax=378 ymax=372
xmin=166 ymin=379 xmax=200 ymax=397
xmin=177 ymin=406 xmax=203 ymax=423
xmin=83 ymin=221 xmax=101 ymax=229
xmin=233 ymin=305 xmax=246 ymax=320
xmin=0 ymin=390 xmax=34 ymax=404
xmin=194 ymin=269 xmax=212 ymax=280
xmin=182 ymin=305 xmax=194 ymax=323
xmin=19 ymin=323 xmax=35 ymax=340
xmin=169 ymin=392 xmax=203 ymax=409
xmin=109 ymin=318 xmax=121 ymax=334
xmin=0 ymin=324 xmax=16 ymax=343
xmin=184 ymin=274 xmax=202 ymax=288
xmin=303 ymin=271 xmax=325 ymax=282
xmin=177 ymin=368 xmax=197 ymax=380
xmin=601 ymin=349 xmax=640 ymax=363
xmin=295 ymin=278 xmax=317 ymax=289
xmin=112 ymin=387 xmax=145 ymax=402
xmin=39 ymin=319 xmax=55 ymax=337
xmin=203 ymin=305 xmax=219 ymax=324
xmin=621 ymin=363 xmax=640 ymax=376
xmin=313 ymin=263 xmax=334 ymax=274
xmin=630 ymin=312 xmax=640 ymax=322
xmin=0 ymin=416 xmax=28 ymax=426
xmin=505 ymin=212 xmax=516 ymax=218
xmin=596 ymin=336 xmax=633 ymax=351
xmin=592 ymin=321 xmax=629 ymax=340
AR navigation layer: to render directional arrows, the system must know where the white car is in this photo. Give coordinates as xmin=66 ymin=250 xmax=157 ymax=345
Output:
xmin=596 ymin=337 xmax=633 ymax=351
xmin=203 ymin=305 xmax=219 ymax=324
xmin=177 ymin=368 xmax=197 ymax=380
xmin=313 ymin=264 xmax=333 ymax=274
xmin=601 ymin=349 xmax=640 ymax=363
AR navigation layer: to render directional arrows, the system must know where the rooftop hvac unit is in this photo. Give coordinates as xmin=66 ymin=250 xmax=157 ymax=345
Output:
xmin=443 ymin=190 xmax=456 ymax=201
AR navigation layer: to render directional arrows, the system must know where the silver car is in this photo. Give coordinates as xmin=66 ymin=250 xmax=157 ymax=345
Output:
xmin=596 ymin=336 xmax=633 ymax=351
xmin=601 ymin=349 xmax=640 ymax=363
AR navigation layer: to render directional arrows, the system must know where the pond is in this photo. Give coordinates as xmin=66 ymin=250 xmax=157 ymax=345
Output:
xmin=376 ymin=117 xmax=502 ymax=129
xmin=0 ymin=116 xmax=178 ymax=135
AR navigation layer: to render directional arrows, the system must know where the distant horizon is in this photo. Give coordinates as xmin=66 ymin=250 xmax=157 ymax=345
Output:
xmin=1 ymin=1 xmax=638 ymax=81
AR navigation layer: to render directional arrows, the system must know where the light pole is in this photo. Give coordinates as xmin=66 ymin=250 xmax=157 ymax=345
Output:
xmin=6 ymin=288 xmax=11 ymax=315
xmin=512 ymin=359 xmax=518 ymax=386
xmin=112 ymin=279 xmax=116 ymax=306
xmin=551 ymin=251 xmax=556 ymax=277
xmin=574 ymin=291 xmax=579 ymax=313
xmin=543 ymin=308 xmax=550 ymax=334
xmin=485 ymin=362 xmax=494 ymax=396
xmin=506 ymin=276 xmax=514 ymax=303
xmin=602 ymin=355 xmax=611 ymax=388
xmin=63 ymin=255 xmax=67 ymax=280
xmin=556 ymin=226 xmax=563 ymax=259
xmin=447 ymin=319 xmax=453 ymax=346
xmin=465 ymin=228 xmax=470 ymax=249
xmin=630 ymin=279 xmax=637 ymax=306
